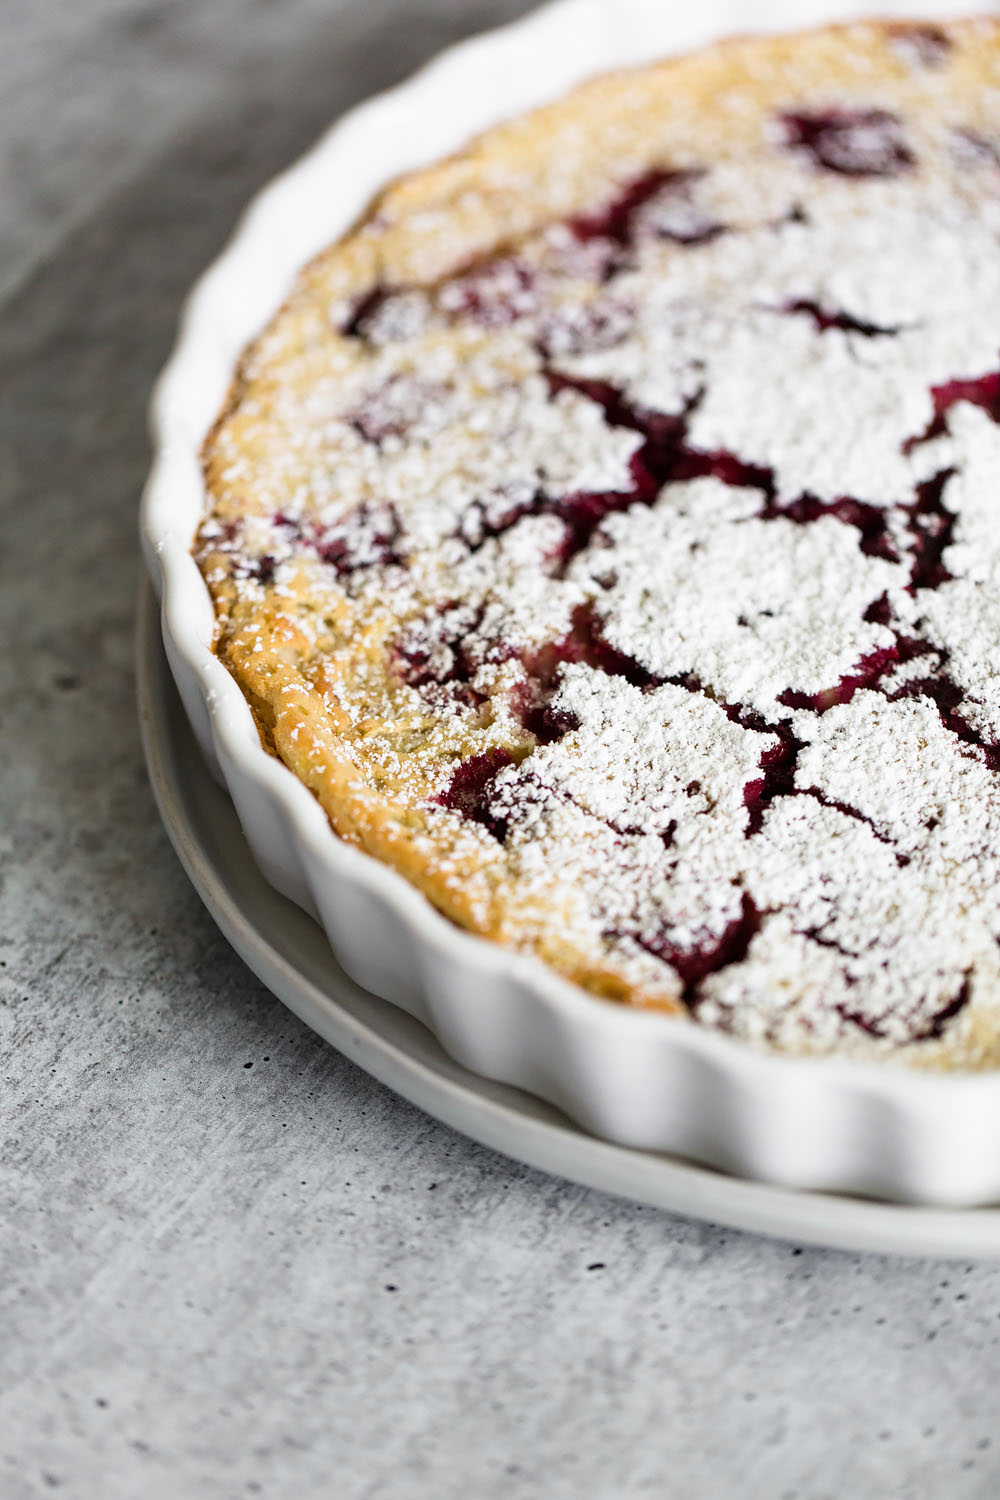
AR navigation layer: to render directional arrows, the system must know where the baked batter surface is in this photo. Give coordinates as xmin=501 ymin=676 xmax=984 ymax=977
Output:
xmin=197 ymin=19 xmax=1000 ymax=1064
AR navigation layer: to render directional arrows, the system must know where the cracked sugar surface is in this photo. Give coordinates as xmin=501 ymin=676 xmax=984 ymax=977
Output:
xmin=197 ymin=19 xmax=1000 ymax=1064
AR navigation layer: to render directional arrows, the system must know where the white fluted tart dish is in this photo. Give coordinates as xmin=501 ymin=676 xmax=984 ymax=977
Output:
xmin=143 ymin=0 xmax=1000 ymax=1204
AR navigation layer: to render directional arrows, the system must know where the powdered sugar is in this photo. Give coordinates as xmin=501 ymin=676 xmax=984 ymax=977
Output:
xmin=200 ymin=75 xmax=1000 ymax=1061
xmin=572 ymin=492 xmax=902 ymax=718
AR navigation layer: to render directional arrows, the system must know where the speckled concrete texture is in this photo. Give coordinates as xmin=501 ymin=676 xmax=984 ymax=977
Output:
xmin=4 ymin=3 xmax=1000 ymax=1497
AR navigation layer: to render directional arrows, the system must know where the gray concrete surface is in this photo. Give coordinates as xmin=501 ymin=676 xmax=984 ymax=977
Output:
xmin=3 ymin=2 xmax=1000 ymax=1496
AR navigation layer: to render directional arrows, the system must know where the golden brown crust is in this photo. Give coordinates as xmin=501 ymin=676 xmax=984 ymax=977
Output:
xmin=197 ymin=17 xmax=1000 ymax=1056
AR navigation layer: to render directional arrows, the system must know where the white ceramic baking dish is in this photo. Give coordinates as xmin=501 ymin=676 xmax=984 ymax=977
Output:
xmin=141 ymin=0 xmax=1000 ymax=1206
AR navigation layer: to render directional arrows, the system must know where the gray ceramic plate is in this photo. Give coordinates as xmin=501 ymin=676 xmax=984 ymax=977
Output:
xmin=137 ymin=577 xmax=1000 ymax=1258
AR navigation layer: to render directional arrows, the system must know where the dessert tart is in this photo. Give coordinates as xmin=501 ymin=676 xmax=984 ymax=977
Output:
xmin=196 ymin=17 xmax=1000 ymax=1068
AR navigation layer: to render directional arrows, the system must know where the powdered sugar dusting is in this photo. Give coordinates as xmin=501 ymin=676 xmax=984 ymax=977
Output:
xmin=200 ymin=67 xmax=1000 ymax=1062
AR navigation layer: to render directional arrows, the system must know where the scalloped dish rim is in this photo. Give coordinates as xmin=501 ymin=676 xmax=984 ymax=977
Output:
xmin=140 ymin=0 xmax=1000 ymax=1206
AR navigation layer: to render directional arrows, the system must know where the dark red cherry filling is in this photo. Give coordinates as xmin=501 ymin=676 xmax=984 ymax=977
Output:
xmin=915 ymin=978 xmax=971 ymax=1041
xmin=316 ymin=503 xmax=402 ymax=575
xmin=543 ymin=373 xmax=775 ymax=563
xmin=776 ymin=642 xmax=913 ymax=714
xmin=536 ymin=296 xmax=634 ymax=358
xmin=781 ymin=109 xmax=915 ymax=177
xmin=548 ymin=372 xmax=775 ymax=498
xmin=905 ymin=372 xmax=1000 ymax=449
xmin=435 ymin=749 xmax=514 ymax=841
xmin=508 ymin=606 xmax=670 ymax=746
xmin=887 ymin=672 xmax=1000 ymax=772
xmin=395 ymin=603 xmax=514 ymax=707
xmin=270 ymin=504 xmax=403 ymax=577
xmin=782 ymin=298 xmax=902 ymax=338
xmin=620 ymin=893 xmax=761 ymax=1007
xmin=461 ymin=454 xmax=658 ymax=568
xmin=570 ymin=168 xmax=724 ymax=256
xmin=838 ymin=972 xmax=970 ymax=1042
xmin=802 ymin=786 xmax=909 ymax=863
xmin=341 ymin=285 xmax=391 ymax=338
xmin=735 ymin=706 xmax=912 ymax=864
xmin=863 ymin=592 xmax=892 ymax=627
xmin=545 ymin=372 xmax=691 ymax=446
xmin=899 ymin=375 xmax=1000 ymax=590
xmin=836 ymin=1003 xmax=888 ymax=1038
xmin=350 ymin=375 xmax=447 ymax=446
xmin=438 ymin=256 xmax=539 ymax=328
xmin=514 ymin=691 xmax=581 ymax=746
xmin=737 ymin=720 xmax=803 ymax=838
xmin=904 ymin=468 xmax=956 ymax=592
xmin=763 ymin=494 xmax=898 ymax=561
xmin=531 ymin=603 xmax=663 ymax=692
xmin=569 ymin=169 xmax=691 ymax=246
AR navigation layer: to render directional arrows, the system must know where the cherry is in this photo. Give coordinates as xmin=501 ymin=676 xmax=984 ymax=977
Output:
xmin=436 ymin=749 xmax=515 ymax=841
xmin=781 ymin=109 xmax=915 ymax=177
xmin=622 ymin=893 xmax=760 ymax=1006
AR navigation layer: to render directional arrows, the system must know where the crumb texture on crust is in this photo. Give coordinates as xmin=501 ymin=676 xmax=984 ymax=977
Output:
xmin=198 ymin=18 xmax=1000 ymax=1066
